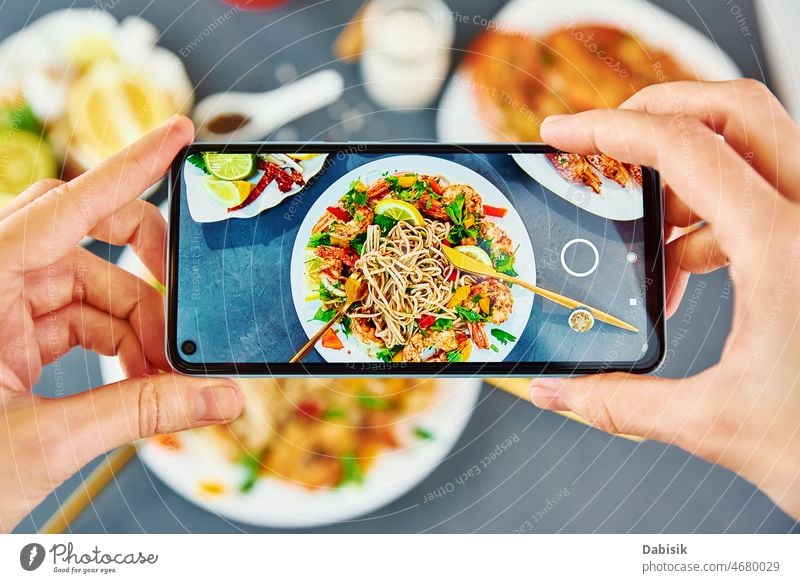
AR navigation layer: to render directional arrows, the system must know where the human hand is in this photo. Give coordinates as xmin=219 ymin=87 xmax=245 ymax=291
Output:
xmin=0 ymin=116 xmax=242 ymax=532
xmin=530 ymin=79 xmax=800 ymax=519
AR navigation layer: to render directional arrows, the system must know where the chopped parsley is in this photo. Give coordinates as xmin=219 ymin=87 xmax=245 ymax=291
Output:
xmin=445 ymin=192 xmax=480 ymax=245
xmin=187 ymin=152 xmax=209 ymax=174
xmin=376 ymin=345 xmax=402 ymax=362
xmin=373 ymin=214 xmax=398 ymax=235
xmin=430 ymin=318 xmax=453 ymax=331
xmin=337 ymin=453 xmax=363 ymax=487
xmin=311 ymin=307 xmax=337 ymax=322
xmin=239 ymin=452 xmax=260 ymax=493
xmin=494 ymin=253 xmax=518 ymax=277
xmin=490 ymin=328 xmax=517 ymax=345
xmin=342 ymin=180 xmax=368 ymax=215
xmin=350 ymin=231 xmax=367 ymax=254
xmin=307 ymin=232 xmax=331 ymax=248
xmin=455 ymin=306 xmax=486 ymax=323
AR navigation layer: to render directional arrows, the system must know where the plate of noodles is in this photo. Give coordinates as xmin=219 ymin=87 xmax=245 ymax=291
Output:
xmin=99 ymin=204 xmax=483 ymax=528
xmin=436 ymin=0 xmax=740 ymax=142
xmin=290 ymin=155 xmax=535 ymax=364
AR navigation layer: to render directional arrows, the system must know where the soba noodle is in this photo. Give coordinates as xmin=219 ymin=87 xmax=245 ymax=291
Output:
xmin=353 ymin=220 xmax=476 ymax=347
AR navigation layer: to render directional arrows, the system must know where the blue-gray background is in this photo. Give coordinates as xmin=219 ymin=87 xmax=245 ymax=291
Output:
xmin=5 ymin=0 xmax=797 ymax=533
xmin=177 ymin=151 xmax=653 ymax=366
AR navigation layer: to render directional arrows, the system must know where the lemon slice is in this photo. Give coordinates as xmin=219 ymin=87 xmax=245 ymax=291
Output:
xmin=69 ymin=34 xmax=117 ymax=69
xmin=203 ymin=153 xmax=255 ymax=181
xmin=454 ymin=245 xmax=493 ymax=267
xmin=288 ymin=153 xmax=320 ymax=161
xmin=374 ymin=198 xmax=425 ymax=226
xmin=203 ymin=178 xmax=251 ymax=207
xmin=0 ymin=130 xmax=57 ymax=197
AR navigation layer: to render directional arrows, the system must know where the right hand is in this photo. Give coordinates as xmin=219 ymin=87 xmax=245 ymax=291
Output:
xmin=530 ymin=79 xmax=800 ymax=520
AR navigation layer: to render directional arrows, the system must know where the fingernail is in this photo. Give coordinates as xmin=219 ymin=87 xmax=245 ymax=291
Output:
xmin=541 ymin=114 xmax=571 ymax=127
xmin=195 ymin=383 xmax=242 ymax=423
xmin=529 ymin=378 xmax=567 ymax=410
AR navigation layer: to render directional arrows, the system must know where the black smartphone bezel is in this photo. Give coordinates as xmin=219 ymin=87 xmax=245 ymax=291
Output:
xmin=167 ymin=142 xmax=666 ymax=377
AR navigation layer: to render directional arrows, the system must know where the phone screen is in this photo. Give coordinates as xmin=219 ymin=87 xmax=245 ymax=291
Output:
xmin=168 ymin=144 xmax=664 ymax=376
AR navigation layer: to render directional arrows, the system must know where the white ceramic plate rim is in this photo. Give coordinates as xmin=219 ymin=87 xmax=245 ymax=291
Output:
xmin=290 ymin=155 xmax=535 ymax=364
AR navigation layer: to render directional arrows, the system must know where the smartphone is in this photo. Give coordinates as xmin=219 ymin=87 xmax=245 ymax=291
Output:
xmin=167 ymin=143 xmax=665 ymax=376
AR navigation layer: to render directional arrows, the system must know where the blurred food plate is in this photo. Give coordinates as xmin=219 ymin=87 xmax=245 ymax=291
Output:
xmin=0 ymin=9 xmax=193 ymax=206
xmin=437 ymin=0 xmax=741 ymax=143
xmin=185 ymin=152 xmax=328 ymax=223
xmin=98 ymin=208 xmax=482 ymax=527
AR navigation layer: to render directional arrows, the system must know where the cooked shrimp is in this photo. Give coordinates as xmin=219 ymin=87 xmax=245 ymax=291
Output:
xmin=462 ymin=279 xmax=513 ymax=324
xmin=546 ymin=152 xmax=602 ymax=194
xmin=315 ymin=245 xmax=359 ymax=280
xmin=351 ymin=317 xmax=383 ymax=347
xmin=441 ymin=184 xmax=484 ymax=219
xmin=329 ymin=207 xmax=374 ymax=240
xmin=417 ymin=192 xmax=450 ymax=221
xmin=479 ymin=220 xmax=514 ymax=258
xmin=402 ymin=330 xmax=459 ymax=362
xmin=586 ymin=153 xmax=629 ymax=187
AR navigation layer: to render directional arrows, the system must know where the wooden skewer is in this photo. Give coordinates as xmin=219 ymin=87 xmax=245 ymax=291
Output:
xmin=39 ymin=444 xmax=137 ymax=534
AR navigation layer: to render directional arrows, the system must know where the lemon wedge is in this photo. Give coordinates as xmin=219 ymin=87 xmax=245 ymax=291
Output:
xmin=374 ymin=198 xmax=425 ymax=226
xmin=66 ymin=63 xmax=173 ymax=160
xmin=203 ymin=178 xmax=251 ymax=207
xmin=0 ymin=129 xmax=57 ymax=198
xmin=69 ymin=34 xmax=117 ymax=69
xmin=454 ymin=245 xmax=493 ymax=267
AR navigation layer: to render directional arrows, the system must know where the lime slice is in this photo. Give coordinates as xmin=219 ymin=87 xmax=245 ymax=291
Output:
xmin=454 ymin=245 xmax=493 ymax=267
xmin=304 ymin=250 xmax=324 ymax=299
xmin=203 ymin=178 xmax=251 ymax=207
xmin=0 ymin=130 xmax=57 ymax=197
xmin=374 ymin=198 xmax=425 ymax=226
xmin=203 ymin=153 xmax=255 ymax=181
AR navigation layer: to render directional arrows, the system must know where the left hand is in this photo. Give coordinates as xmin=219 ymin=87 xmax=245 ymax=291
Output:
xmin=0 ymin=116 xmax=242 ymax=532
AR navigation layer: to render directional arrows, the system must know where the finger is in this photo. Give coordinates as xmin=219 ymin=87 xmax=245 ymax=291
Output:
xmin=529 ymin=373 xmax=705 ymax=446
xmin=0 ymin=178 xmax=64 ymax=222
xmin=667 ymin=225 xmax=729 ymax=274
xmin=38 ymin=374 xmax=241 ymax=480
xmin=664 ymin=251 xmax=690 ymax=319
xmin=90 ymin=199 xmax=167 ymax=284
xmin=23 ymin=248 xmax=168 ymax=371
xmin=0 ymin=115 xmax=193 ymax=272
xmin=621 ymin=79 xmax=800 ymax=201
xmin=33 ymin=302 xmax=153 ymax=378
xmin=540 ymin=109 xmax=785 ymax=257
xmin=664 ymin=182 xmax=701 ymax=227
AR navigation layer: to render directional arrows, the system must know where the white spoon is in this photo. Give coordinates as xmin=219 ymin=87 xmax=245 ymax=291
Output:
xmin=193 ymin=69 xmax=345 ymax=141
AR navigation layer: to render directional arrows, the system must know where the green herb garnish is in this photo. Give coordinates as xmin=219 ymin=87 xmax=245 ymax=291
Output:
xmin=307 ymin=232 xmax=331 ymax=248
xmin=446 ymin=350 xmax=463 ymax=362
xmin=455 ymin=306 xmax=486 ymax=323
xmin=490 ymin=328 xmax=517 ymax=345
xmin=373 ymin=214 xmax=398 ymax=235
xmin=357 ymin=393 xmax=392 ymax=410
xmin=337 ymin=453 xmax=364 ymax=487
xmin=430 ymin=318 xmax=453 ymax=331
xmin=311 ymin=307 xmax=337 ymax=322
xmin=187 ymin=152 xmax=209 ymax=174
xmin=376 ymin=345 xmax=402 ymax=362
xmin=414 ymin=427 xmax=435 ymax=440
xmin=240 ymin=452 xmax=261 ymax=493
xmin=324 ymin=407 xmax=346 ymax=420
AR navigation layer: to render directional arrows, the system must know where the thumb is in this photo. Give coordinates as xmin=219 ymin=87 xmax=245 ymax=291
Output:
xmin=529 ymin=373 xmax=701 ymax=444
xmin=43 ymin=373 xmax=242 ymax=470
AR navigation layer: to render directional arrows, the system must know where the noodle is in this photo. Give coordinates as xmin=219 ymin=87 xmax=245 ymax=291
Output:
xmin=353 ymin=220 xmax=476 ymax=347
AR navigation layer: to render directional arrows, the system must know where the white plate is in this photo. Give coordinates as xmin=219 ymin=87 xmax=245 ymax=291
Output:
xmin=98 ymin=202 xmax=482 ymax=528
xmin=436 ymin=0 xmax=742 ymax=143
xmin=185 ymin=154 xmax=328 ymax=223
xmin=290 ymin=155 xmax=535 ymax=363
xmin=511 ymin=153 xmax=643 ymax=220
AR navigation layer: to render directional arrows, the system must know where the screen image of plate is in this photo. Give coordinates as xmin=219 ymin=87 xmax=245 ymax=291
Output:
xmin=290 ymin=155 xmax=536 ymax=364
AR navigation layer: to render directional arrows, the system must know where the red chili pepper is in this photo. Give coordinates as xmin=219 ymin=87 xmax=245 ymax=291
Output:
xmin=446 ymin=267 xmax=458 ymax=282
xmin=456 ymin=332 xmax=468 ymax=344
xmin=228 ymin=162 xmax=278 ymax=212
xmin=483 ymin=204 xmax=508 ymax=218
xmin=417 ymin=314 xmax=437 ymax=329
xmin=428 ymin=177 xmax=444 ymax=196
xmin=297 ymin=398 xmax=321 ymax=419
xmin=326 ymin=206 xmax=352 ymax=222
xmin=441 ymin=239 xmax=451 ymax=247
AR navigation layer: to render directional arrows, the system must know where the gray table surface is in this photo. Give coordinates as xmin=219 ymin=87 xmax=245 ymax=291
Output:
xmin=4 ymin=0 xmax=797 ymax=533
